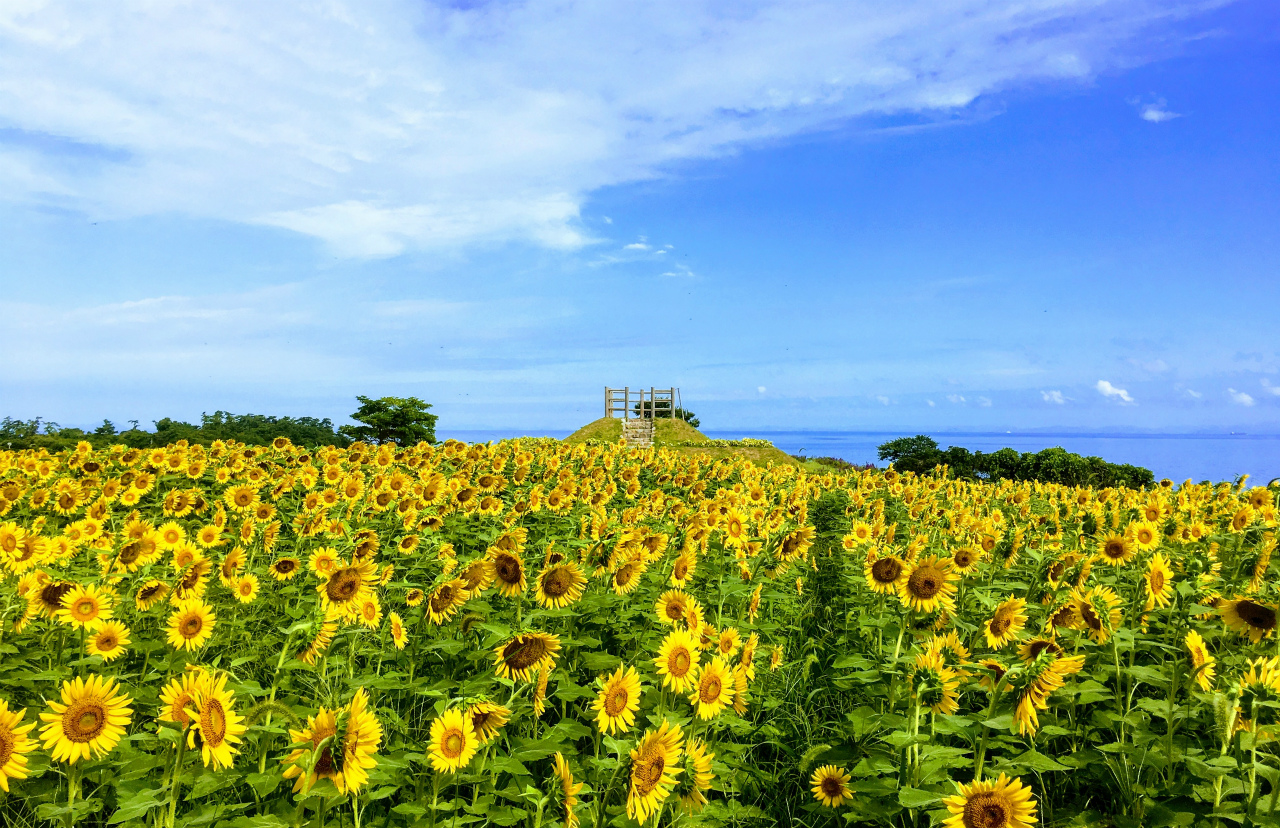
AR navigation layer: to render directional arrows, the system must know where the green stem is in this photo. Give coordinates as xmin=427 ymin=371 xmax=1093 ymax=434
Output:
xmin=167 ymin=730 xmax=189 ymax=828
xmin=64 ymin=763 xmax=80 ymax=828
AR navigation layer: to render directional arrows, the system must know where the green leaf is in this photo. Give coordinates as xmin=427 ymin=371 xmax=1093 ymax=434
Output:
xmin=107 ymin=789 xmax=166 ymax=825
xmin=897 ymin=787 xmax=939 ymax=809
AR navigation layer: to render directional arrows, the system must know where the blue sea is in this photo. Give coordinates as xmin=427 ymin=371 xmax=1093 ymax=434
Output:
xmin=438 ymin=428 xmax=1280 ymax=485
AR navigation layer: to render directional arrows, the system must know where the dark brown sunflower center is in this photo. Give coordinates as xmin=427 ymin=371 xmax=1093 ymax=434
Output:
xmin=1239 ymin=601 xmax=1277 ymax=630
xmin=97 ymin=632 xmax=118 ymax=649
xmin=670 ymin=650 xmax=692 ymax=675
xmin=41 ymin=582 xmax=73 ymax=613
xmin=699 ymin=675 xmax=722 ymax=702
xmin=64 ymin=701 xmax=106 ymax=743
xmin=962 ymin=792 xmax=1010 ymax=828
xmin=820 ymin=776 xmax=844 ymax=798
xmin=633 ymin=755 xmax=665 ymax=793
xmin=542 ymin=567 xmax=572 ymax=597
xmin=443 ymin=730 xmax=465 ymax=758
xmin=502 ymin=637 xmax=547 ymax=670
xmin=1026 ymin=640 xmax=1060 ymax=659
xmin=955 ymin=549 xmax=975 ymax=567
xmin=0 ymin=730 xmax=13 ymax=764
xmin=907 ymin=566 xmax=943 ymax=599
xmin=989 ymin=609 xmax=1013 ymax=636
xmin=1150 ymin=570 xmax=1166 ymax=593
xmin=615 ymin=562 xmax=639 ymax=585
xmin=1079 ymin=603 xmax=1102 ymax=631
xmin=326 ymin=570 xmax=361 ymax=602
xmin=871 ymin=558 xmax=903 ymax=583
xmin=181 ymin=616 xmax=204 ymax=637
xmin=1103 ymin=540 xmax=1127 ymax=559
xmin=276 ymin=560 xmax=297 ymax=574
xmin=494 ymin=554 xmax=522 ymax=583
xmin=664 ymin=601 xmax=685 ymax=620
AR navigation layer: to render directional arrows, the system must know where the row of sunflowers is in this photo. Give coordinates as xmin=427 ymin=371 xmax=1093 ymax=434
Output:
xmin=0 ymin=436 xmax=1277 ymax=827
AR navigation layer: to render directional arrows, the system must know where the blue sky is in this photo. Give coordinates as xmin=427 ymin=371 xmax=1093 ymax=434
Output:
xmin=1 ymin=0 xmax=1278 ymax=433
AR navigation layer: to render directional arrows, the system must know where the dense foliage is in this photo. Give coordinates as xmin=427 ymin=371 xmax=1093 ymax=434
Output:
xmin=0 ymin=436 xmax=1276 ymax=828
xmin=630 ymin=401 xmax=699 ymax=429
xmin=878 ymin=435 xmax=1156 ymax=489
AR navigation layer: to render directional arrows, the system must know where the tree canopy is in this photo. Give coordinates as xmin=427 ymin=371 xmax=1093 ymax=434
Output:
xmin=337 ymin=396 xmax=438 ymax=446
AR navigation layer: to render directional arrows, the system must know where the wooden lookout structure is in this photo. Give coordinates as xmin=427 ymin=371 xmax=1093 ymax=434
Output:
xmin=604 ymin=387 xmax=683 ymax=447
xmin=604 ymin=387 xmax=682 ymax=420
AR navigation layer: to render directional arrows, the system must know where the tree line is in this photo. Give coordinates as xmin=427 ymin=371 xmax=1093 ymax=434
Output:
xmin=1 ymin=396 xmax=438 ymax=451
xmin=877 ymin=434 xmax=1155 ymax=489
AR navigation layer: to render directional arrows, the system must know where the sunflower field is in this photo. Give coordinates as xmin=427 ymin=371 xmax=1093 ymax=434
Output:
xmin=0 ymin=437 xmax=1277 ymax=828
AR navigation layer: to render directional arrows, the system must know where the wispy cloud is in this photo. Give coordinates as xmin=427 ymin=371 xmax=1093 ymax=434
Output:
xmin=0 ymin=1 xmax=1225 ymax=256
xmin=1228 ymin=388 xmax=1256 ymax=406
xmin=1096 ymin=380 xmax=1136 ymax=405
xmin=976 ymin=396 xmax=993 ymax=407
xmin=1041 ymin=390 xmax=1067 ymax=404
xmin=946 ymin=394 xmax=966 ymax=404
xmin=1262 ymin=378 xmax=1280 ymax=397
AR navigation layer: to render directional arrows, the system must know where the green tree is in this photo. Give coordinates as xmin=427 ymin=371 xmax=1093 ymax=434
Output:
xmin=876 ymin=435 xmax=943 ymax=474
xmin=339 ymin=396 xmax=438 ymax=446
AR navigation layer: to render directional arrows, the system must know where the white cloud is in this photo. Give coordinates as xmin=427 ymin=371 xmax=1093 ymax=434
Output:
xmin=623 ymin=242 xmax=650 ymax=251
xmin=926 ymin=399 xmax=936 ymax=407
xmin=946 ymin=394 xmax=965 ymax=404
xmin=976 ymin=396 xmax=993 ymax=407
xmin=0 ymin=1 xmax=1223 ymax=256
xmin=1228 ymin=388 xmax=1256 ymax=406
xmin=757 ymin=386 xmax=766 ymax=394
xmin=1096 ymin=380 xmax=1135 ymax=404
xmin=1185 ymin=388 xmax=1203 ymax=399
xmin=1135 ymin=97 xmax=1182 ymax=122
xmin=1262 ymin=379 xmax=1280 ymax=396
xmin=1041 ymin=390 xmax=1066 ymax=404
xmin=876 ymin=395 xmax=891 ymax=405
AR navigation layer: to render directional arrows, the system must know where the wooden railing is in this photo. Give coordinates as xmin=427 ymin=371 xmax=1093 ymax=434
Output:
xmin=605 ymin=387 xmax=681 ymax=420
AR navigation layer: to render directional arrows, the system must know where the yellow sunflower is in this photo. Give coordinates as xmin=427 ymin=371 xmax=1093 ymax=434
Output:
xmin=490 ymin=550 xmax=527 ymax=597
xmin=942 ymin=773 xmax=1037 ymax=828
xmin=984 ymin=597 xmax=1028 ymax=649
xmin=1129 ymin=521 xmax=1161 ymax=552
xmin=388 ymin=612 xmax=408 ymax=650
xmin=269 ymin=557 xmax=301 ymax=581
xmin=676 ymin=737 xmax=715 ymax=813
xmin=1186 ymin=629 xmax=1216 ymax=691
xmin=188 ymin=672 xmax=246 ymax=770
xmin=593 ymin=665 xmax=642 ymax=735
xmin=899 ymin=556 xmax=957 ymax=613
xmin=317 ymin=560 xmax=378 ymax=620
xmin=1221 ymin=597 xmax=1278 ymax=643
xmin=1075 ymin=586 xmax=1122 ymax=644
xmin=465 ymin=701 xmax=511 ymax=746
xmin=158 ymin=669 xmax=209 ymax=728
xmin=1096 ymin=533 xmax=1135 ymax=566
xmin=86 ymin=621 xmax=131 ymax=662
xmin=57 ymin=583 xmax=113 ymax=631
xmin=428 ymin=707 xmax=479 ymax=773
xmin=810 ymin=764 xmax=853 ymax=808
xmin=689 ymin=657 xmax=734 ymax=720
xmin=134 ymin=579 xmax=170 ymax=611
xmin=912 ymin=650 xmax=960 ymax=715
xmin=493 ymin=631 xmax=561 ymax=682
xmin=611 ymin=556 xmax=647 ymax=595
xmin=38 ymin=675 xmax=133 ymax=764
xmin=426 ymin=579 xmax=471 ymax=625
xmin=626 ymin=720 xmax=684 ymax=823
xmin=655 ymin=628 xmax=701 ymax=693
xmin=865 ymin=553 xmax=908 ymax=594
xmin=535 ymin=562 xmax=588 ymax=610
xmin=233 ymin=573 xmax=259 ymax=603
xmin=552 ymin=751 xmax=585 ymax=828
xmin=166 ymin=599 xmax=216 ymax=651
xmin=0 ymin=699 xmax=37 ymax=792
xmin=1145 ymin=552 xmax=1174 ymax=608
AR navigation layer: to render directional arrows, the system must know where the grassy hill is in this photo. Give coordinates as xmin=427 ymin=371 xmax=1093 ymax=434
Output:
xmin=564 ymin=417 xmax=801 ymax=467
